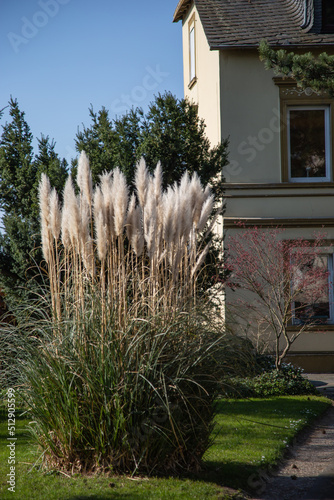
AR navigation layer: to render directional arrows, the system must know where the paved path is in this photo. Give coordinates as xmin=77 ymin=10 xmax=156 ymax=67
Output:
xmin=305 ymin=374 xmax=334 ymax=401
xmin=250 ymin=374 xmax=334 ymax=500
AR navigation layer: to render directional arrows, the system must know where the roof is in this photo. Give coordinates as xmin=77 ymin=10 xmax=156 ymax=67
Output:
xmin=173 ymin=0 xmax=334 ymax=49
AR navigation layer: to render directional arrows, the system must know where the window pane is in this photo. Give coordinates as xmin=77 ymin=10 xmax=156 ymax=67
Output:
xmin=189 ymin=27 xmax=195 ymax=81
xmin=289 ymin=109 xmax=327 ymax=179
xmin=293 ymin=254 xmax=331 ymax=324
xmin=323 ymin=0 xmax=334 ymax=31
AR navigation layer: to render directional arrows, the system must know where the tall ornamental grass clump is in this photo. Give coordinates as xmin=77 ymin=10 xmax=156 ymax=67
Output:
xmin=5 ymin=152 xmax=238 ymax=475
xmin=40 ymin=152 xmax=217 ymax=327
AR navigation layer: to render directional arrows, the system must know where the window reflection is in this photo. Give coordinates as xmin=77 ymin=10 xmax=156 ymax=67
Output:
xmin=289 ymin=109 xmax=327 ymax=179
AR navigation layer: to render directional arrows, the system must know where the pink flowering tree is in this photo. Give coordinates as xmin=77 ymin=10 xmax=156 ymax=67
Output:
xmin=224 ymin=226 xmax=331 ymax=369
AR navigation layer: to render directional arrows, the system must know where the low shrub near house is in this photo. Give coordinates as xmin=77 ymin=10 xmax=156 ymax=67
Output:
xmin=224 ymin=363 xmax=317 ymax=398
xmin=223 ymin=356 xmax=317 ymax=398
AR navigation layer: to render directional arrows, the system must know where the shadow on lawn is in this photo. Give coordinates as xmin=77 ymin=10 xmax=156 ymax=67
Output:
xmin=190 ymin=397 xmax=328 ymax=492
xmin=191 ymin=459 xmax=259 ymax=493
xmin=214 ymin=396 xmax=325 ymax=419
xmin=64 ymin=496 xmax=144 ymax=500
xmin=1 ymin=397 xmax=328 ymax=499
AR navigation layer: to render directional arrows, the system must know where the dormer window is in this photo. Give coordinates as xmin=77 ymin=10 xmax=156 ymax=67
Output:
xmin=322 ymin=0 xmax=334 ymax=33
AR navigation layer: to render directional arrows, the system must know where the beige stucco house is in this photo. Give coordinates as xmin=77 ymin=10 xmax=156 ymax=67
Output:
xmin=174 ymin=0 xmax=334 ymax=371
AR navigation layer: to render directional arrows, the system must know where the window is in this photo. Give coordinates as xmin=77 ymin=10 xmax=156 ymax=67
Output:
xmin=275 ymin=79 xmax=334 ymax=183
xmin=322 ymin=0 xmax=334 ymax=33
xmin=188 ymin=15 xmax=196 ymax=87
xmin=288 ymin=106 xmax=331 ymax=182
xmin=292 ymin=252 xmax=334 ymax=325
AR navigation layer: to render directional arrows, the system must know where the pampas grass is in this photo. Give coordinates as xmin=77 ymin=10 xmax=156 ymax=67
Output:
xmin=39 ymin=151 xmax=215 ymax=327
xmin=39 ymin=173 xmax=52 ymax=264
xmin=9 ymin=150 xmax=237 ymax=476
xmin=135 ymin=156 xmax=149 ymax=209
xmin=77 ymin=150 xmax=93 ymax=208
xmin=38 ymin=173 xmax=62 ymax=320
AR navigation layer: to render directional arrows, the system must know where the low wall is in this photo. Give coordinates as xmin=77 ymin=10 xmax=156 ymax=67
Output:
xmin=285 ymin=353 xmax=334 ymax=373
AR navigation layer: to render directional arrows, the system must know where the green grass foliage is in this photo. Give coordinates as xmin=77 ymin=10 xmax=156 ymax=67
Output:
xmin=1 ymin=288 xmax=250 ymax=476
xmin=0 ymin=395 xmax=331 ymax=499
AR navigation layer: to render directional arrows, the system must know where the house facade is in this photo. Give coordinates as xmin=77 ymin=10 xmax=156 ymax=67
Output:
xmin=174 ymin=0 xmax=334 ymax=371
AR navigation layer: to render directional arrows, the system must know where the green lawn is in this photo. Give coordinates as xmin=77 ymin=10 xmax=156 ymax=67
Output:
xmin=204 ymin=396 xmax=331 ymax=491
xmin=0 ymin=396 xmax=331 ymax=500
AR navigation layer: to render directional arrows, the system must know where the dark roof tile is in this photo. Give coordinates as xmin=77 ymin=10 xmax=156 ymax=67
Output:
xmin=173 ymin=0 xmax=334 ymax=48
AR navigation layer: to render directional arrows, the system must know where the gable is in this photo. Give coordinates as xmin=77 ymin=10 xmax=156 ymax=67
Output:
xmin=173 ymin=0 xmax=334 ymax=48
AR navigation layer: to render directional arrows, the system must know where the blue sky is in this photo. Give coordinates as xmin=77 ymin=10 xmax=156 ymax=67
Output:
xmin=1 ymin=0 xmax=184 ymax=164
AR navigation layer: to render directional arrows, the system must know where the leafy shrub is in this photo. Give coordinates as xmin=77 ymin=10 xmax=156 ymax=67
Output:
xmin=223 ymin=357 xmax=317 ymax=398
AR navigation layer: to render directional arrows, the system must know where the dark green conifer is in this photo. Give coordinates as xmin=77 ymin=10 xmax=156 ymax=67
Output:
xmin=0 ymin=98 xmax=67 ymax=312
xmin=75 ymin=92 xmax=228 ymax=202
xmin=259 ymin=40 xmax=334 ymax=96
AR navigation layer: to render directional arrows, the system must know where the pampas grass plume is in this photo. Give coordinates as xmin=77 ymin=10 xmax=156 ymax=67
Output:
xmin=77 ymin=151 xmax=93 ymax=206
xmin=63 ymin=176 xmax=80 ymax=247
xmin=126 ymin=193 xmax=136 ymax=244
xmin=197 ymin=194 xmax=214 ymax=233
xmin=100 ymin=171 xmax=114 ymax=238
xmin=203 ymin=184 xmax=211 ymax=200
xmin=80 ymin=198 xmax=90 ymax=249
xmin=39 ymin=173 xmax=51 ymax=226
xmin=153 ymin=161 xmax=163 ymax=203
xmin=95 ymin=211 xmax=107 ymax=261
xmin=49 ymin=188 xmax=61 ymax=240
xmin=143 ymin=179 xmax=157 ymax=256
xmin=112 ymin=167 xmax=128 ymax=237
xmin=93 ymin=186 xmax=105 ymax=222
xmin=61 ymin=206 xmax=70 ymax=248
xmin=133 ymin=206 xmax=144 ymax=256
xmin=38 ymin=173 xmax=52 ymax=262
xmin=153 ymin=161 xmax=163 ymax=232
xmin=190 ymin=173 xmax=205 ymax=226
xmin=81 ymin=200 xmax=95 ymax=276
xmin=135 ymin=157 xmax=149 ymax=209
xmin=177 ymin=172 xmax=192 ymax=240
xmin=162 ymin=187 xmax=176 ymax=247
xmin=191 ymin=243 xmax=210 ymax=279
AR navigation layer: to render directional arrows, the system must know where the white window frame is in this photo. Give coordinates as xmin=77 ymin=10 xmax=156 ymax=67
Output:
xmin=291 ymin=251 xmax=334 ymax=325
xmin=287 ymin=105 xmax=331 ymax=183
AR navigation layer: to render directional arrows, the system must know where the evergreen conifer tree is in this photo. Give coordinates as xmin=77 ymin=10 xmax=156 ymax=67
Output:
xmin=0 ymin=98 xmax=67 ymax=312
xmin=75 ymin=92 xmax=228 ymax=202
xmin=75 ymin=92 xmax=228 ymax=290
xmin=259 ymin=40 xmax=334 ymax=96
